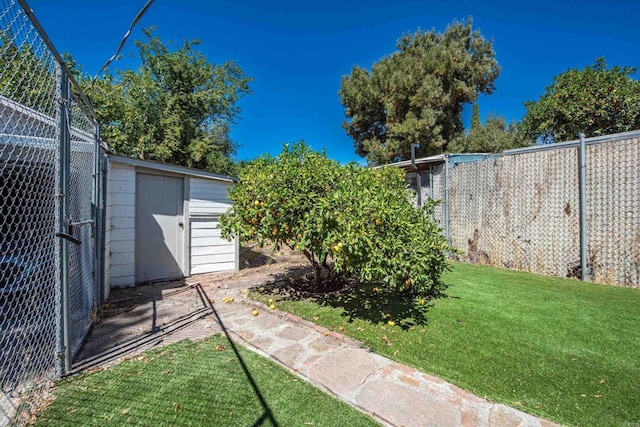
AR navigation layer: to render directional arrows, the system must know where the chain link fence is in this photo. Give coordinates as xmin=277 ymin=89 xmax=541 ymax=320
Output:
xmin=1 ymin=1 xmax=101 ymax=424
xmin=67 ymin=99 xmax=98 ymax=358
xmin=446 ymin=132 xmax=639 ymax=288
xmin=585 ymin=136 xmax=640 ymax=286
xmin=405 ymin=163 xmax=447 ymax=232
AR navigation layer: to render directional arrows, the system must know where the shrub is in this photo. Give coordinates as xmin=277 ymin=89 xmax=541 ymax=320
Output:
xmin=220 ymin=142 xmax=451 ymax=297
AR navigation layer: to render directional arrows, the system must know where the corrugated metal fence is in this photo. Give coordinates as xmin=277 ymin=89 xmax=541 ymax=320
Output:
xmin=0 ymin=1 xmax=103 ymax=424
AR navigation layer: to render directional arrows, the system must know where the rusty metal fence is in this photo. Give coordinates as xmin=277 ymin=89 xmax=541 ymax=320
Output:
xmin=0 ymin=0 xmax=102 ymax=424
xmin=447 ymin=132 xmax=640 ymax=288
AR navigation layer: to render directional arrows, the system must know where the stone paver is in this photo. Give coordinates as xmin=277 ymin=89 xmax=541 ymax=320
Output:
xmin=76 ymin=267 xmax=557 ymax=427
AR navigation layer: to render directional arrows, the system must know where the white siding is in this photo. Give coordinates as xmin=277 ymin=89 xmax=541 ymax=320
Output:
xmin=189 ymin=179 xmax=233 ymax=215
xmin=107 ymin=162 xmax=136 ymax=287
xmin=103 ymin=160 xmax=112 ymax=300
xmin=105 ymin=162 xmax=238 ymax=290
xmin=189 ymin=178 xmax=237 ymax=274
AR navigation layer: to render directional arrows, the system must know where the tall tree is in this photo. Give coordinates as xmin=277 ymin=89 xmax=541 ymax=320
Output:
xmin=71 ymin=28 xmax=251 ymax=174
xmin=470 ymin=103 xmax=481 ymax=130
xmin=520 ymin=58 xmax=640 ymax=143
xmin=339 ymin=18 xmax=500 ymax=165
xmin=448 ymin=103 xmax=529 ymax=153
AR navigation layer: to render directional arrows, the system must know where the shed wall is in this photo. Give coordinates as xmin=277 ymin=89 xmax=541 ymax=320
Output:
xmin=103 ymin=160 xmax=111 ymax=299
xmin=105 ymin=161 xmax=237 ymax=288
xmin=107 ymin=162 xmax=136 ymax=287
xmin=188 ymin=178 xmax=237 ymax=274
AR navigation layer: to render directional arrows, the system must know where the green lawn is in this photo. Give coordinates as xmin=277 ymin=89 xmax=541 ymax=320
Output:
xmin=253 ymin=262 xmax=640 ymax=426
xmin=35 ymin=335 xmax=378 ymax=427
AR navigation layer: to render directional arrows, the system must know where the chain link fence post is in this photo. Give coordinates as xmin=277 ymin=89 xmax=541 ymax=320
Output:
xmin=578 ymin=133 xmax=589 ymax=281
xmin=94 ymin=127 xmax=104 ymax=305
xmin=444 ymin=155 xmax=451 ymax=245
xmin=56 ymin=64 xmax=72 ymax=375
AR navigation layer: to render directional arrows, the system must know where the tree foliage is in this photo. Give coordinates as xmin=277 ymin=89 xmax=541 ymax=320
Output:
xmin=470 ymin=103 xmax=481 ymax=131
xmin=0 ymin=31 xmax=57 ymax=116
xmin=448 ymin=105 xmax=528 ymax=153
xmin=72 ymin=28 xmax=251 ymax=174
xmin=520 ymin=58 xmax=640 ymax=143
xmin=339 ymin=18 xmax=500 ymax=165
xmin=220 ymin=142 xmax=451 ymax=297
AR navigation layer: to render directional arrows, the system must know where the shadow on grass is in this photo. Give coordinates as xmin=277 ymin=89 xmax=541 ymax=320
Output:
xmin=70 ymin=282 xmax=279 ymax=427
xmin=195 ymin=285 xmax=279 ymax=427
xmin=255 ymin=266 xmax=450 ymax=330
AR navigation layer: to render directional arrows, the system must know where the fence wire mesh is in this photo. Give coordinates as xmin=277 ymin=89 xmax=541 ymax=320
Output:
xmin=430 ymin=165 xmax=446 ymax=231
xmin=446 ymin=134 xmax=639 ymax=288
xmin=585 ymin=136 xmax=640 ymax=286
xmin=1 ymin=3 xmax=60 ymax=424
xmin=68 ymin=99 xmax=96 ymax=357
xmin=0 ymin=1 xmax=100 ymax=424
xmin=406 ymin=165 xmax=446 ymax=229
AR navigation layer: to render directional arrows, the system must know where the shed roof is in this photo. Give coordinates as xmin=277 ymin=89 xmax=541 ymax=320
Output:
xmin=108 ymin=154 xmax=237 ymax=183
xmin=381 ymin=153 xmax=492 ymax=172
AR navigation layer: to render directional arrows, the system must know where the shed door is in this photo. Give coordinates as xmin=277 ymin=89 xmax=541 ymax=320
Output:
xmin=135 ymin=173 xmax=184 ymax=283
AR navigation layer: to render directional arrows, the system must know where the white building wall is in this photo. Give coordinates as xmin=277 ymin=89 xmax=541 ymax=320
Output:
xmin=103 ymin=159 xmax=112 ymax=299
xmin=105 ymin=158 xmax=238 ymax=289
xmin=189 ymin=178 xmax=237 ymax=274
xmin=107 ymin=162 xmax=136 ymax=287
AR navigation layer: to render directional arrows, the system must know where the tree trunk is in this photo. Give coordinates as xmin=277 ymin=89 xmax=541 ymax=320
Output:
xmin=313 ymin=265 xmax=323 ymax=289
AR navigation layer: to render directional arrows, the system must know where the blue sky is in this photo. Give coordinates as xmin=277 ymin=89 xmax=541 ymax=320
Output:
xmin=26 ymin=0 xmax=639 ymax=164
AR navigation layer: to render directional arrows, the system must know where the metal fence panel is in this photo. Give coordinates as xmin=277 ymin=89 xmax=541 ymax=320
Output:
xmin=67 ymin=100 xmax=97 ymax=357
xmin=0 ymin=1 xmax=61 ymax=423
xmin=430 ymin=164 xmax=446 ymax=231
xmin=586 ymin=137 xmax=640 ymax=286
xmin=1 ymin=1 xmax=100 ymax=424
xmin=407 ymin=165 xmax=446 ymax=229
xmin=447 ymin=134 xmax=639 ymax=288
xmin=450 ymin=147 xmax=583 ymax=276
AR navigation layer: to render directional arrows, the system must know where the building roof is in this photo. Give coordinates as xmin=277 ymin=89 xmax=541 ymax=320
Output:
xmin=108 ymin=154 xmax=237 ymax=183
xmin=381 ymin=153 xmax=492 ymax=172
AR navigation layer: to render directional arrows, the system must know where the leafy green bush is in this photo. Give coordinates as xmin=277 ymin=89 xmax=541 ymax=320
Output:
xmin=220 ymin=142 xmax=451 ymax=297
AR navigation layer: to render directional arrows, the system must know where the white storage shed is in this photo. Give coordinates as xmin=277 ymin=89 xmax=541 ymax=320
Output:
xmin=104 ymin=155 xmax=238 ymax=296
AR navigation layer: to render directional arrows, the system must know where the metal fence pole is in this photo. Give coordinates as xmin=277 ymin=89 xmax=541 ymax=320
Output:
xmin=410 ymin=143 xmax=422 ymax=206
xmin=93 ymin=127 xmax=101 ymax=305
xmin=444 ymin=155 xmax=451 ymax=244
xmin=578 ymin=133 xmax=588 ymax=281
xmin=429 ymin=165 xmax=434 ymax=200
xmin=57 ymin=66 xmax=72 ymax=375
xmin=99 ymin=153 xmax=108 ymax=303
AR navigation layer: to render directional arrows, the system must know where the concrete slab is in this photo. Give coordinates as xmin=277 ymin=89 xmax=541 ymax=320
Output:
xmin=357 ymin=380 xmax=461 ymax=427
xmin=306 ymin=348 xmax=391 ymax=396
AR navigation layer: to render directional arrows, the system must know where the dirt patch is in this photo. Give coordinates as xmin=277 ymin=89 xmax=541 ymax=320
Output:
xmin=239 ymin=242 xmax=305 ymax=270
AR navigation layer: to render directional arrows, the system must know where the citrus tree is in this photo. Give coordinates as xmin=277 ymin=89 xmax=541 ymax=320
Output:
xmin=520 ymin=58 xmax=640 ymax=143
xmin=220 ymin=142 xmax=451 ymax=297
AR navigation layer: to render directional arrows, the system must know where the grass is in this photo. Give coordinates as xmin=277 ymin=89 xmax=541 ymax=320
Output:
xmin=253 ymin=262 xmax=640 ymax=426
xmin=35 ymin=335 xmax=378 ymax=427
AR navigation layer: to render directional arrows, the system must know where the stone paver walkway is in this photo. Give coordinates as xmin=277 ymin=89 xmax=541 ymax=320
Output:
xmin=76 ymin=268 xmax=556 ymax=427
